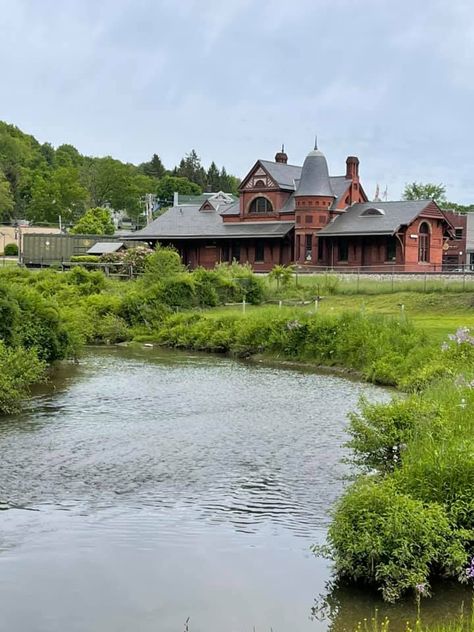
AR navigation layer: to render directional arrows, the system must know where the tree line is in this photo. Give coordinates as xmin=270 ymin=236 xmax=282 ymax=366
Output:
xmin=0 ymin=121 xmax=240 ymax=226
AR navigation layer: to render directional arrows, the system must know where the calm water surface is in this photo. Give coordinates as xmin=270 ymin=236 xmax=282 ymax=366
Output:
xmin=0 ymin=348 xmax=470 ymax=632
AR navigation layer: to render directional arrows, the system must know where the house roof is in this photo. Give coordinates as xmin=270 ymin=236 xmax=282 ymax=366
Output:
xmin=259 ymin=160 xmax=302 ymax=190
xmin=295 ymin=149 xmax=334 ymax=197
xmin=319 ymin=200 xmax=440 ymax=237
xmin=123 ymin=205 xmax=294 ymax=240
xmin=87 ymin=241 xmax=124 ymax=254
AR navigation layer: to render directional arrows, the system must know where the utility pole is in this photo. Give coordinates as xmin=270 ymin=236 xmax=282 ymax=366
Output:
xmin=143 ymin=193 xmax=156 ymax=225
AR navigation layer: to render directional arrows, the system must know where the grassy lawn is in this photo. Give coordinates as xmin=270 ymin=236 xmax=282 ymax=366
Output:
xmin=217 ymin=289 xmax=474 ymax=344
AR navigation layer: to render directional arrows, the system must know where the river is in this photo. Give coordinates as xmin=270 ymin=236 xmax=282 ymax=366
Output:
xmin=0 ymin=347 xmax=470 ymax=632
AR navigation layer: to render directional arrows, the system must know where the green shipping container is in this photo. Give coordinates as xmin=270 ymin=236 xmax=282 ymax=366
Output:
xmin=22 ymin=234 xmax=120 ymax=266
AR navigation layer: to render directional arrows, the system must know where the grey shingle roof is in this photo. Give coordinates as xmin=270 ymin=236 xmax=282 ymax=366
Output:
xmin=87 ymin=242 xmax=124 ymax=254
xmin=260 ymin=160 xmax=302 ymax=189
xmin=123 ymin=205 xmax=293 ymax=240
xmin=329 ymin=176 xmax=351 ymax=209
xmin=319 ymin=200 xmax=434 ymax=237
xmin=295 ymin=150 xmax=334 ymax=197
xmin=219 ymin=201 xmax=240 ymax=216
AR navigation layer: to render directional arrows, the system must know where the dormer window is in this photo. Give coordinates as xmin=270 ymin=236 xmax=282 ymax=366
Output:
xmin=249 ymin=196 xmax=273 ymax=214
xmin=360 ymin=207 xmax=385 ymax=216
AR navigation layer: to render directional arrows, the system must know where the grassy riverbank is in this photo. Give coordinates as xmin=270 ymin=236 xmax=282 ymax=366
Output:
xmin=0 ymin=258 xmax=473 ymax=604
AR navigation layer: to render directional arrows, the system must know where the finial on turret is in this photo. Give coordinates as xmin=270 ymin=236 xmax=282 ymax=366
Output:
xmin=314 ymin=135 xmax=318 ymax=151
xmin=282 ymin=143 xmax=285 ymax=153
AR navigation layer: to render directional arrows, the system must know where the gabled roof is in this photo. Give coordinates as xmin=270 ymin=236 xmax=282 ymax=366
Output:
xmin=319 ymin=200 xmax=445 ymax=237
xmin=123 ymin=205 xmax=293 ymax=240
xmin=259 ymin=160 xmax=302 ymax=190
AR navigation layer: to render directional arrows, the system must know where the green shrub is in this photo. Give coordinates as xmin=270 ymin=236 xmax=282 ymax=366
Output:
xmin=0 ymin=343 xmax=46 ymax=415
xmin=143 ymin=245 xmax=184 ymax=283
xmin=347 ymin=396 xmax=434 ymax=472
xmin=65 ymin=266 xmax=106 ymax=295
xmin=4 ymin=242 xmax=18 ymax=256
xmin=70 ymin=255 xmax=100 ymax=263
xmin=321 ymin=478 xmax=467 ymax=602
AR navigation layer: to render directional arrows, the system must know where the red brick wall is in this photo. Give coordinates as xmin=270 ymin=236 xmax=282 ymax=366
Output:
xmin=441 ymin=210 xmax=467 ymax=267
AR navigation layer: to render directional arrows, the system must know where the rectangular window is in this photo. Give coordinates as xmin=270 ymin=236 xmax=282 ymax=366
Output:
xmin=386 ymin=237 xmax=397 ymax=261
xmin=338 ymin=238 xmax=349 ymax=262
xmin=305 ymin=215 xmax=312 ymax=224
xmin=455 ymin=228 xmax=463 ymax=240
xmin=255 ymin=239 xmax=265 ymax=262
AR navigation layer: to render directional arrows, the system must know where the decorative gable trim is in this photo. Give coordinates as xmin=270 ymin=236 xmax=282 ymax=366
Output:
xmin=239 ymin=160 xmax=278 ymax=192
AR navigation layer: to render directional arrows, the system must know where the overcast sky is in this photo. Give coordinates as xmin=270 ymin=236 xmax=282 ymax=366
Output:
xmin=1 ymin=0 xmax=473 ymax=202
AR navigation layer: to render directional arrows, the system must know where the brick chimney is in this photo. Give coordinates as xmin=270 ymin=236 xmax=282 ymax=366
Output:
xmin=275 ymin=144 xmax=288 ymax=164
xmin=346 ymin=156 xmax=359 ymax=180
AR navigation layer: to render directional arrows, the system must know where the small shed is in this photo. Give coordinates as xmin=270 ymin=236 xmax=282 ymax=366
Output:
xmin=87 ymin=242 xmax=126 ymax=256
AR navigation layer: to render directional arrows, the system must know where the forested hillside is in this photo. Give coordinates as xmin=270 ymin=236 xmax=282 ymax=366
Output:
xmin=0 ymin=121 xmax=240 ymax=226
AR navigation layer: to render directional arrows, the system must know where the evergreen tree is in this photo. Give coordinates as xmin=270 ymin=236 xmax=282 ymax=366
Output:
xmin=206 ymin=161 xmax=220 ymax=192
xmin=175 ymin=150 xmax=206 ymax=188
xmin=139 ymin=153 xmax=166 ymax=179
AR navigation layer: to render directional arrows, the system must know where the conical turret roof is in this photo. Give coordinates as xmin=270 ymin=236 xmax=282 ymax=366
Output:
xmin=295 ymin=143 xmax=334 ymax=197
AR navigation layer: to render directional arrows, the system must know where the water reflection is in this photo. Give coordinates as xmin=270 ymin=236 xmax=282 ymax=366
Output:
xmin=313 ymin=580 xmax=473 ymax=631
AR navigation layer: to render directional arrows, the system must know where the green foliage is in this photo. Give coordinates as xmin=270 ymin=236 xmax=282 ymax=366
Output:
xmin=215 ymin=261 xmax=265 ymax=304
xmin=0 ymin=342 xmax=45 ymax=414
xmin=268 ymin=264 xmax=294 ymax=290
xmin=347 ymin=396 xmax=433 ymax=472
xmin=66 ymin=266 xmax=107 ymax=294
xmin=322 ymin=478 xmax=467 ymax=602
xmin=403 ymin=182 xmax=446 ymax=204
xmin=4 ymin=242 xmax=18 ymax=256
xmin=155 ymin=175 xmax=201 ymax=203
xmin=70 ymin=207 xmax=115 ymax=235
xmin=143 ymin=245 xmax=185 ymax=282
xmin=70 ymin=255 xmax=100 ymax=263
xmin=0 ymin=169 xmax=14 ymax=220
xmin=0 ymin=120 xmax=240 ymax=223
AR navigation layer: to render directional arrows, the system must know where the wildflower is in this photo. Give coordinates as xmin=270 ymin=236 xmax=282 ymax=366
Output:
xmin=466 ymin=558 xmax=474 ymax=579
xmin=415 ymin=583 xmax=427 ymax=596
xmin=448 ymin=327 xmax=474 ymax=346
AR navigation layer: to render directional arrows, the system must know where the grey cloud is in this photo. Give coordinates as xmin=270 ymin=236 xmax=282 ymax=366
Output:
xmin=0 ymin=0 xmax=473 ymax=202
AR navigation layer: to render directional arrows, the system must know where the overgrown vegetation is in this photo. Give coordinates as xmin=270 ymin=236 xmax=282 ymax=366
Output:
xmin=316 ymin=331 xmax=474 ymax=602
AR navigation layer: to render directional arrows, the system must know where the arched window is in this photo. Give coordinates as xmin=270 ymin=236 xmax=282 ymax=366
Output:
xmin=254 ymin=179 xmax=265 ymax=188
xmin=418 ymin=222 xmax=430 ymax=262
xmin=249 ymin=196 xmax=273 ymax=214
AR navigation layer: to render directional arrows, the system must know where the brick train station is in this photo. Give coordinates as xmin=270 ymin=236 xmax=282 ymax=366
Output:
xmin=130 ymin=142 xmax=461 ymax=272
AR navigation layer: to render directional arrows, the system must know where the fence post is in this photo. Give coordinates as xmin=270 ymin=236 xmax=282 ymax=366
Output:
xmin=242 ymin=297 xmax=246 ymax=314
xmin=424 ymin=273 xmax=427 ymax=292
xmin=463 ymin=272 xmax=466 ymax=291
xmin=357 ymin=268 xmax=360 ymax=293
